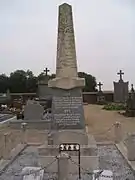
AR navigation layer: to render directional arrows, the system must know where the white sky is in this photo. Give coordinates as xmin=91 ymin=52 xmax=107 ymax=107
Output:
xmin=0 ymin=0 xmax=135 ymax=90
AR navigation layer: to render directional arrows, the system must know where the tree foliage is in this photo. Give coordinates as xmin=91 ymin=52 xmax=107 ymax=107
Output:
xmin=0 ymin=70 xmax=97 ymax=93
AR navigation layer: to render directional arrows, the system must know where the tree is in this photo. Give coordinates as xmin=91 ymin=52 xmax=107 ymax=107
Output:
xmin=0 ymin=74 xmax=9 ymax=93
xmin=78 ymin=72 xmax=97 ymax=92
xmin=9 ymin=70 xmax=27 ymax=93
xmin=0 ymin=70 xmax=97 ymax=93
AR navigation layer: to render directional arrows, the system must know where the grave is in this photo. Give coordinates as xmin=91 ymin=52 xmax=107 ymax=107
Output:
xmin=37 ymin=67 xmax=53 ymax=109
xmin=125 ymin=84 xmax=135 ymax=117
xmin=24 ymin=103 xmax=44 ymax=121
xmin=97 ymin=82 xmax=105 ymax=105
xmin=38 ymin=3 xmax=99 ymax=172
xmin=113 ymin=70 xmax=129 ymax=103
xmin=9 ymin=98 xmax=52 ymax=129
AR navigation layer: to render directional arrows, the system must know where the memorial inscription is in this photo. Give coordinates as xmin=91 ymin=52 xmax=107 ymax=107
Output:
xmin=52 ymin=89 xmax=84 ymax=128
xmin=53 ymin=96 xmax=82 ymax=126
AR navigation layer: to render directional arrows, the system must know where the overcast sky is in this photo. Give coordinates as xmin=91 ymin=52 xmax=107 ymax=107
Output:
xmin=0 ymin=0 xmax=134 ymax=90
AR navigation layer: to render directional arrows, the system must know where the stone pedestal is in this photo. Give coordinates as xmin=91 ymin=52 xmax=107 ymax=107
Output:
xmin=58 ymin=153 xmax=69 ymax=180
xmin=38 ymin=131 xmax=99 ymax=172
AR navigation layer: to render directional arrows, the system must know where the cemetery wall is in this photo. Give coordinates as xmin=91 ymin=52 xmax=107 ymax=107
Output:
xmin=0 ymin=92 xmax=114 ymax=104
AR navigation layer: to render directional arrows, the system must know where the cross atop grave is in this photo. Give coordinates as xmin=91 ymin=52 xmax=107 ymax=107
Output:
xmin=97 ymin=82 xmax=103 ymax=92
xmin=117 ymin=70 xmax=124 ymax=82
xmin=44 ymin=67 xmax=50 ymax=76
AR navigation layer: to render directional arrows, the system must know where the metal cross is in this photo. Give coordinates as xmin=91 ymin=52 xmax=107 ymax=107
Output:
xmin=44 ymin=67 xmax=50 ymax=76
xmin=117 ymin=70 xmax=124 ymax=81
xmin=97 ymin=82 xmax=103 ymax=92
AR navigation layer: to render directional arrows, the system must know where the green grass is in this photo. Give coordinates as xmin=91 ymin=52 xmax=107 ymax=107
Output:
xmin=103 ymin=103 xmax=126 ymax=111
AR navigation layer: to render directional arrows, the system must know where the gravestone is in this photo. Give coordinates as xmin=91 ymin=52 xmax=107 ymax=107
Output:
xmin=113 ymin=70 xmax=128 ymax=103
xmin=38 ymin=67 xmax=52 ymax=100
xmin=37 ymin=67 xmax=53 ymax=109
xmin=48 ymin=3 xmax=85 ymax=130
xmin=24 ymin=103 xmax=44 ymax=120
xmin=97 ymin=82 xmax=105 ymax=104
xmin=125 ymin=84 xmax=135 ymax=117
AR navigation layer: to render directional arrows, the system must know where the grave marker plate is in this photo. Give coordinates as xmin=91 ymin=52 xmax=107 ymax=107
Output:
xmin=52 ymin=88 xmax=85 ymax=129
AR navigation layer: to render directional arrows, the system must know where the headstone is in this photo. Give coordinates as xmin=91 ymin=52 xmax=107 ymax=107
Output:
xmin=97 ymin=82 xmax=105 ymax=104
xmin=48 ymin=3 xmax=85 ymax=129
xmin=24 ymin=103 xmax=44 ymax=120
xmin=125 ymin=84 xmax=135 ymax=116
xmin=37 ymin=68 xmax=53 ymax=108
xmin=113 ymin=70 xmax=128 ymax=103
xmin=22 ymin=167 xmax=44 ymax=180
xmin=37 ymin=67 xmax=52 ymax=100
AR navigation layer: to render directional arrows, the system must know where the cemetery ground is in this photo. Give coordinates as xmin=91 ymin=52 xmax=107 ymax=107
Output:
xmin=0 ymin=104 xmax=135 ymax=144
xmin=0 ymin=105 xmax=135 ymax=179
xmin=85 ymin=104 xmax=135 ymax=141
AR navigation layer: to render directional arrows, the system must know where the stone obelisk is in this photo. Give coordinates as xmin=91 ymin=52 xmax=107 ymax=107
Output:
xmin=48 ymin=3 xmax=85 ymax=129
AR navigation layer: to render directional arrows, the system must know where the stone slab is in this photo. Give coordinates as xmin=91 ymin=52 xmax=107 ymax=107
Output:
xmin=52 ymin=130 xmax=89 ymax=145
xmin=113 ymin=81 xmax=128 ymax=103
xmin=22 ymin=167 xmax=44 ymax=180
xmin=39 ymin=155 xmax=99 ymax=173
xmin=9 ymin=120 xmax=51 ymax=129
xmin=116 ymin=142 xmax=135 ymax=173
xmin=24 ymin=104 xmax=44 ymax=120
xmin=51 ymin=88 xmax=85 ymax=129
xmin=0 ymin=143 xmax=27 ymax=175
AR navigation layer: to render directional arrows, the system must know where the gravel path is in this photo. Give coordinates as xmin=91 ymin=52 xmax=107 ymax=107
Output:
xmin=0 ymin=145 xmax=134 ymax=180
xmin=98 ymin=145 xmax=135 ymax=180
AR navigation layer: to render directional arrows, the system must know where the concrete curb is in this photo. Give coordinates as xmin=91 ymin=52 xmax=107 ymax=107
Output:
xmin=96 ymin=141 xmax=114 ymax=145
xmin=116 ymin=142 xmax=135 ymax=174
xmin=0 ymin=143 xmax=28 ymax=175
xmin=0 ymin=116 xmax=17 ymax=125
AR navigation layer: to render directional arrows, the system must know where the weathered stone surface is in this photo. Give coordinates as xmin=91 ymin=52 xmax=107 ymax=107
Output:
xmin=52 ymin=130 xmax=88 ymax=145
xmin=113 ymin=81 xmax=129 ymax=103
xmin=24 ymin=103 xmax=44 ymax=120
xmin=48 ymin=3 xmax=85 ymax=89
xmin=127 ymin=133 xmax=135 ymax=161
xmin=51 ymin=88 xmax=85 ymax=129
xmin=0 ymin=145 xmax=135 ymax=179
xmin=38 ymin=79 xmax=53 ymax=100
xmin=22 ymin=167 xmax=44 ymax=180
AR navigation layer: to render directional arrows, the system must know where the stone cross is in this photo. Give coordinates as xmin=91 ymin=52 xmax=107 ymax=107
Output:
xmin=97 ymin=82 xmax=103 ymax=92
xmin=44 ymin=67 xmax=50 ymax=76
xmin=117 ymin=70 xmax=124 ymax=82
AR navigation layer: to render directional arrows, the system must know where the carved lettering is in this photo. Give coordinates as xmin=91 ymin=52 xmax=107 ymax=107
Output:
xmin=53 ymin=96 xmax=82 ymax=126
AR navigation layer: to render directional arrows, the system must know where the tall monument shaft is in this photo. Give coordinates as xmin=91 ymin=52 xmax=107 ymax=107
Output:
xmin=49 ymin=3 xmax=85 ymax=89
xmin=56 ymin=3 xmax=77 ymax=78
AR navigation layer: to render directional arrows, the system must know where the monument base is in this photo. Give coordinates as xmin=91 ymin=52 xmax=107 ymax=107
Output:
xmin=48 ymin=77 xmax=85 ymax=89
xmin=38 ymin=130 xmax=99 ymax=172
xmin=9 ymin=119 xmax=52 ymax=130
